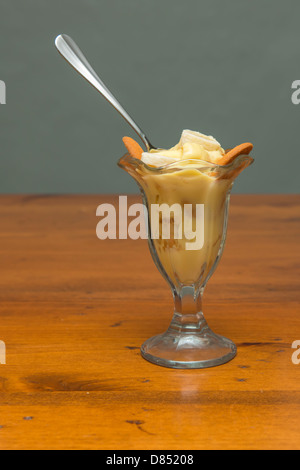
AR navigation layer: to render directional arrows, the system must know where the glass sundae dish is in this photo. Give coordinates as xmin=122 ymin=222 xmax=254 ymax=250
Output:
xmin=119 ymin=130 xmax=254 ymax=369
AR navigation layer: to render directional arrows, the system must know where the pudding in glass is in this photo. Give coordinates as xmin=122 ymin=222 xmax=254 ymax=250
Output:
xmin=119 ymin=130 xmax=254 ymax=368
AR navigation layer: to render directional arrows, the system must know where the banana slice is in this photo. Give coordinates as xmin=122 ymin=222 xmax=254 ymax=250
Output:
xmin=180 ymin=129 xmax=223 ymax=152
xmin=182 ymin=143 xmax=210 ymax=161
xmin=141 ymin=152 xmax=179 ymax=167
xmin=139 ymin=129 xmax=235 ymax=167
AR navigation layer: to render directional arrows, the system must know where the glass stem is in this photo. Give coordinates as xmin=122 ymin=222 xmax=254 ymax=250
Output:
xmin=169 ymin=286 xmax=209 ymax=335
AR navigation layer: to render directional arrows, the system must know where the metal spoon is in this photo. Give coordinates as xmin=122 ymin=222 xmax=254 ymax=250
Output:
xmin=55 ymin=34 xmax=155 ymax=151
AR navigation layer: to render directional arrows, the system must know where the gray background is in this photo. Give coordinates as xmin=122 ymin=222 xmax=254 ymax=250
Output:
xmin=0 ymin=0 xmax=299 ymax=194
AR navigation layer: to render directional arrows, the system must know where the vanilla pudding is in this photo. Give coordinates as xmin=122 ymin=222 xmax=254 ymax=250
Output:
xmin=135 ymin=131 xmax=232 ymax=288
xmin=120 ymin=130 xmax=253 ymax=290
xmin=143 ymin=170 xmax=231 ymax=287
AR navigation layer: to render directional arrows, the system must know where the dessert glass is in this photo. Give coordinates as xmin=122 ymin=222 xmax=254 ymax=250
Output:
xmin=118 ymin=153 xmax=253 ymax=368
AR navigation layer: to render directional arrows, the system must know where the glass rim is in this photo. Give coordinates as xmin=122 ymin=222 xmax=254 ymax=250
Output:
xmin=118 ymin=152 xmax=254 ymax=175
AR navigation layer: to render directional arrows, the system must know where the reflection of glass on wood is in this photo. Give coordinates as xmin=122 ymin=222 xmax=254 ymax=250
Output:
xmin=0 ymin=341 xmax=6 ymax=364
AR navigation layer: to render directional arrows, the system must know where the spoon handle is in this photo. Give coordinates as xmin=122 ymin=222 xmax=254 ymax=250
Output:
xmin=55 ymin=34 xmax=154 ymax=150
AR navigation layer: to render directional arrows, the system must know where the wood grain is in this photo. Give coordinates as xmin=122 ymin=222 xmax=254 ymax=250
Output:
xmin=0 ymin=194 xmax=299 ymax=450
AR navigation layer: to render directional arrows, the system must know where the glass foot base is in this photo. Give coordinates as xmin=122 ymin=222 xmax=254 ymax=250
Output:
xmin=141 ymin=329 xmax=237 ymax=369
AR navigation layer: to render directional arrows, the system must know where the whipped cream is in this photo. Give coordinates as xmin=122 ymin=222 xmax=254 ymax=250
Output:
xmin=141 ymin=130 xmax=225 ymax=167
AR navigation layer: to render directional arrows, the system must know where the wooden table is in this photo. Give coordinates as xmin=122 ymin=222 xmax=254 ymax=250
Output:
xmin=0 ymin=194 xmax=299 ymax=450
